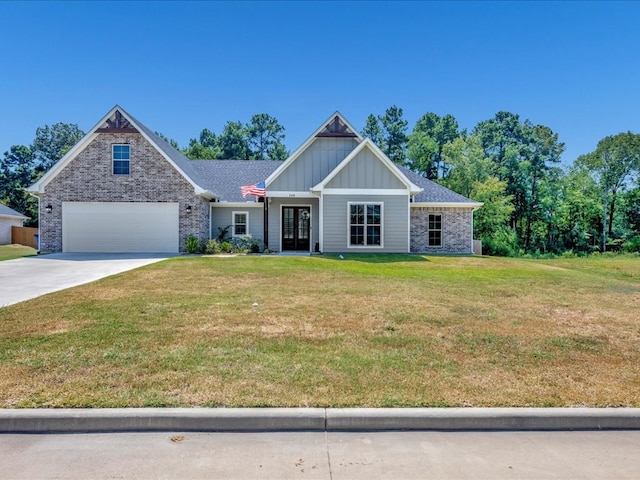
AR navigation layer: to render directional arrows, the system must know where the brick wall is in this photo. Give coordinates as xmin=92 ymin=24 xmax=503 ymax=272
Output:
xmin=410 ymin=206 xmax=474 ymax=254
xmin=39 ymin=133 xmax=209 ymax=253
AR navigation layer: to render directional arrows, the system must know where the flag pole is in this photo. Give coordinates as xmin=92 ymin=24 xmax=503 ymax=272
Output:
xmin=263 ymin=195 xmax=269 ymax=251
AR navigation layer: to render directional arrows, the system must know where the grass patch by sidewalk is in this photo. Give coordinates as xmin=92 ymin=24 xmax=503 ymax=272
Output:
xmin=0 ymin=254 xmax=638 ymax=408
xmin=0 ymin=244 xmax=37 ymax=261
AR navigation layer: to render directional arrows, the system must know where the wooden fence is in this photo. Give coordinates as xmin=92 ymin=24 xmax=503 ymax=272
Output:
xmin=11 ymin=226 xmax=39 ymax=249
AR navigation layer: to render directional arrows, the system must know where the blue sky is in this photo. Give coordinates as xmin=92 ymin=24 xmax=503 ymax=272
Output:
xmin=1 ymin=1 xmax=639 ymax=165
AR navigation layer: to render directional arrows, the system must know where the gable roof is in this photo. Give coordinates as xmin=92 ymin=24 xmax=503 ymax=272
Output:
xmin=401 ymin=168 xmax=483 ymax=206
xmin=311 ymin=138 xmax=422 ymax=194
xmin=265 ymin=111 xmax=362 ymax=187
xmin=27 ymin=105 xmax=214 ymax=198
xmin=0 ymin=203 xmax=28 ymax=219
xmin=190 ymin=160 xmax=280 ymax=202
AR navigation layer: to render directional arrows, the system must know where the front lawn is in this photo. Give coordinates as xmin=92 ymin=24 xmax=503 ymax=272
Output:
xmin=0 ymin=244 xmax=37 ymax=261
xmin=0 ymin=254 xmax=638 ymax=408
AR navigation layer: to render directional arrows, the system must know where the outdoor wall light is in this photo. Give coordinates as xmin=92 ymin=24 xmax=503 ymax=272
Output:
xmin=186 ymin=205 xmax=192 ymax=214
xmin=45 ymin=204 xmax=52 ymax=214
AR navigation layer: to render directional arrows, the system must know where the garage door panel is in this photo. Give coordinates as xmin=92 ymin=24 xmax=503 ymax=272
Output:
xmin=62 ymin=202 xmax=179 ymax=253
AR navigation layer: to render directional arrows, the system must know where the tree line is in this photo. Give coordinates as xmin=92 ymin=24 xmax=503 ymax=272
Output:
xmin=2 ymin=108 xmax=639 ymax=256
xmin=362 ymin=106 xmax=640 ymax=255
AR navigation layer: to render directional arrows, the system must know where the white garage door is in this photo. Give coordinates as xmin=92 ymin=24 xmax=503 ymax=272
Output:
xmin=62 ymin=202 xmax=179 ymax=253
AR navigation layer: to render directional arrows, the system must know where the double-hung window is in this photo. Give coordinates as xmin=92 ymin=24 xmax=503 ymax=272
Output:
xmin=349 ymin=203 xmax=382 ymax=247
xmin=112 ymin=144 xmax=130 ymax=175
xmin=232 ymin=211 xmax=248 ymax=236
xmin=428 ymin=214 xmax=442 ymax=247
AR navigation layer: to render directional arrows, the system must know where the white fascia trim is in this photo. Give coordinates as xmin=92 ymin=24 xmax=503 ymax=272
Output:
xmin=411 ymin=202 xmax=484 ymax=208
xmin=323 ymin=188 xmax=410 ymax=196
xmin=265 ymin=111 xmax=363 ymax=187
xmin=267 ymin=191 xmax=318 ymax=198
xmin=212 ymin=202 xmax=264 ymax=208
xmin=311 ymin=139 xmax=422 ymax=194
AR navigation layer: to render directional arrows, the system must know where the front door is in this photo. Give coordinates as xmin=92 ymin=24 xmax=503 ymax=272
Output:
xmin=282 ymin=206 xmax=310 ymax=251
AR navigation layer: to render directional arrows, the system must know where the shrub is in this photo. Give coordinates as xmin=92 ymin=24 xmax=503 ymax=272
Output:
xmin=185 ymin=235 xmax=200 ymax=254
xmin=204 ymin=239 xmax=222 ymax=254
xmin=220 ymin=241 xmax=232 ymax=254
xmin=623 ymin=236 xmax=640 ymax=253
xmin=217 ymin=226 xmax=231 ymax=242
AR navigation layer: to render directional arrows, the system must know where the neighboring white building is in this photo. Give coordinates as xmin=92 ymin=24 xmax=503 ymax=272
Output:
xmin=0 ymin=203 xmax=28 ymax=245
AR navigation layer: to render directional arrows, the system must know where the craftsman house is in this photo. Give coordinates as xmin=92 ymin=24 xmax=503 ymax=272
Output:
xmin=28 ymin=106 xmax=481 ymax=254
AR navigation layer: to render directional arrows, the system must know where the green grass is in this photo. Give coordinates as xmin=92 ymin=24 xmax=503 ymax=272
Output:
xmin=0 ymin=254 xmax=638 ymax=408
xmin=0 ymin=244 xmax=37 ymax=261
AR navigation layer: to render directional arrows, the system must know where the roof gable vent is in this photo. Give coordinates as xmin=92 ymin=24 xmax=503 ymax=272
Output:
xmin=315 ymin=115 xmax=357 ymax=138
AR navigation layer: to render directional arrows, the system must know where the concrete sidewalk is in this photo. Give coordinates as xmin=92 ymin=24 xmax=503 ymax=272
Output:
xmin=0 ymin=253 xmax=174 ymax=307
xmin=1 ymin=408 xmax=640 ymax=433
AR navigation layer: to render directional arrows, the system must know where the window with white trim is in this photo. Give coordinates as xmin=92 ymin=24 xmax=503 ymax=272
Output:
xmin=232 ymin=211 xmax=248 ymax=236
xmin=428 ymin=214 xmax=442 ymax=247
xmin=112 ymin=144 xmax=130 ymax=175
xmin=349 ymin=203 xmax=382 ymax=247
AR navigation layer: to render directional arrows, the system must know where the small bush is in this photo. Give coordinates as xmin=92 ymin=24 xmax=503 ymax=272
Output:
xmin=185 ymin=235 xmax=200 ymax=254
xmin=220 ymin=241 xmax=232 ymax=254
xmin=204 ymin=239 xmax=222 ymax=254
xmin=623 ymin=236 xmax=640 ymax=253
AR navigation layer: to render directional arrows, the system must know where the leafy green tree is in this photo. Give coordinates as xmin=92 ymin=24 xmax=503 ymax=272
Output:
xmin=472 ymin=177 xmax=517 ymax=256
xmin=408 ymin=113 xmax=460 ymax=178
xmin=553 ymin=166 xmax=603 ymax=253
xmin=218 ymin=121 xmax=250 ymax=159
xmin=622 ymin=187 xmax=640 ymax=234
xmin=379 ymin=106 xmax=408 ymax=165
xmin=473 ymin=112 xmax=564 ymax=251
xmin=576 ymin=132 xmax=640 ymax=250
xmin=407 ymin=131 xmax=438 ymax=178
xmin=440 ymin=135 xmax=493 ymax=197
xmin=268 ymin=141 xmax=289 ymax=161
xmin=246 ymin=114 xmax=287 ymax=160
xmin=0 ymin=145 xmax=39 ymax=225
xmin=32 ymin=123 xmax=84 ymax=170
xmin=361 ymin=114 xmax=383 ymax=145
xmin=183 ymin=128 xmax=222 ymax=159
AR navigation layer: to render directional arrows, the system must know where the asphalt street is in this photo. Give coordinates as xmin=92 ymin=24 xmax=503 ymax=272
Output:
xmin=2 ymin=430 xmax=639 ymax=479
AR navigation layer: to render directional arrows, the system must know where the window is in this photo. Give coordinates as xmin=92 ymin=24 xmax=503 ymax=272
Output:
xmin=428 ymin=214 xmax=442 ymax=247
xmin=232 ymin=211 xmax=248 ymax=236
xmin=349 ymin=203 xmax=382 ymax=247
xmin=112 ymin=144 xmax=130 ymax=175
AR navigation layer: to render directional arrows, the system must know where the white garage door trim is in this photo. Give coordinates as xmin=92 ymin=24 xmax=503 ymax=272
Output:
xmin=62 ymin=202 xmax=179 ymax=253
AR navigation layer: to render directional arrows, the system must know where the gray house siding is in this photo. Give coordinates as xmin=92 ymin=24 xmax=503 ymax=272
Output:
xmin=322 ymin=194 xmax=409 ymax=253
xmin=210 ymin=205 xmax=264 ymax=240
xmin=410 ymin=206 xmax=474 ymax=254
xmin=267 ymin=197 xmax=319 ymax=252
xmin=39 ymin=133 xmax=208 ymax=253
xmin=325 ymin=149 xmax=406 ymax=189
xmin=268 ymin=137 xmax=359 ymax=191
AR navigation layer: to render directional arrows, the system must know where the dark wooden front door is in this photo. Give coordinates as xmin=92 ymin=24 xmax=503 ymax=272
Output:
xmin=282 ymin=207 xmax=310 ymax=251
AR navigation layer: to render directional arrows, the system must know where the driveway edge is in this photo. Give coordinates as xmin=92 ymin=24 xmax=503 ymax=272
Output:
xmin=1 ymin=408 xmax=640 ymax=433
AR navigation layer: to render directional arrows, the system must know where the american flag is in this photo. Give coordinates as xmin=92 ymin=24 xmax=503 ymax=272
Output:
xmin=241 ymin=181 xmax=266 ymax=198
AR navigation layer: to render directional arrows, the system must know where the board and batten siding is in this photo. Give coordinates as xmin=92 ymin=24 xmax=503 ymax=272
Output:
xmin=322 ymin=194 xmax=409 ymax=253
xmin=268 ymin=137 xmax=359 ymax=191
xmin=325 ymin=149 xmax=406 ymax=189
xmin=211 ymin=205 xmax=264 ymax=240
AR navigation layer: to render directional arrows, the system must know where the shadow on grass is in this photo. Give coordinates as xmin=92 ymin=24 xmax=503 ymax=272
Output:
xmin=318 ymin=253 xmax=430 ymax=263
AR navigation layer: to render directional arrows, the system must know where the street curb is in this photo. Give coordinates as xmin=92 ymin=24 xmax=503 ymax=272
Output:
xmin=1 ymin=408 xmax=640 ymax=433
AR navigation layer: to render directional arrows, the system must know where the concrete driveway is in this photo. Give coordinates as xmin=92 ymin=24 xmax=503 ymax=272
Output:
xmin=0 ymin=253 xmax=175 ymax=307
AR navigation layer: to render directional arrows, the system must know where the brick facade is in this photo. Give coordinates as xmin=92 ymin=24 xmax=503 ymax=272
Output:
xmin=39 ymin=133 xmax=209 ymax=253
xmin=410 ymin=206 xmax=474 ymax=254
